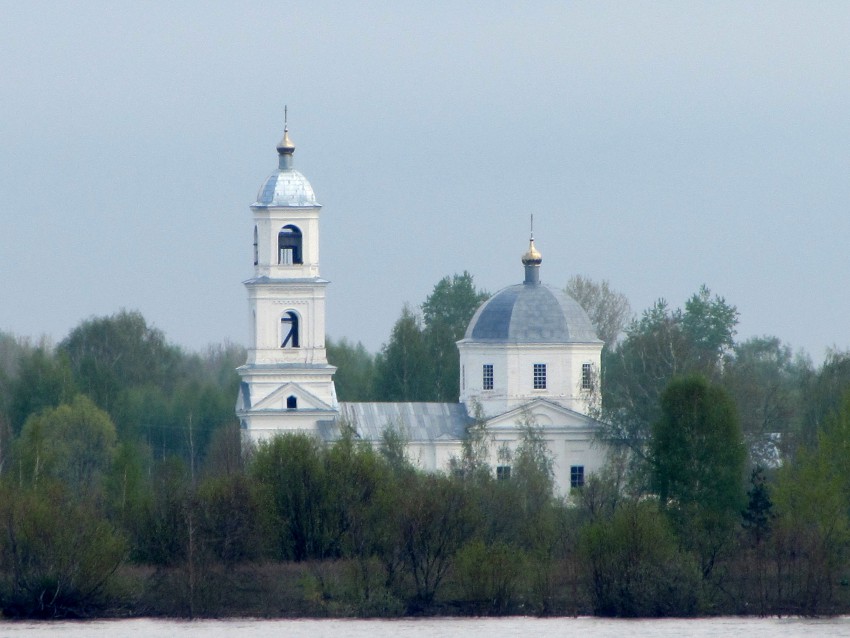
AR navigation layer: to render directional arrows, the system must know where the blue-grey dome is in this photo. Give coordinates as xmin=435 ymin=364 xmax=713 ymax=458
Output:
xmin=464 ymin=283 xmax=600 ymax=344
xmin=254 ymin=168 xmax=318 ymax=207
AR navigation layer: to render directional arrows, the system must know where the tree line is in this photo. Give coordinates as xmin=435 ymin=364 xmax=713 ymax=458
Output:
xmin=1 ymin=274 xmax=850 ymax=618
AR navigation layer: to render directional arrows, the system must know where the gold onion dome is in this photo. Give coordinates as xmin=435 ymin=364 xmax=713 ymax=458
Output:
xmin=522 ymin=236 xmax=542 ymax=265
xmin=276 ymin=127 xmax=295 ymax=155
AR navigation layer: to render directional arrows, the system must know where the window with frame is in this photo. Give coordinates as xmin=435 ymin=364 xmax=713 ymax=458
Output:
xmin=281 ymin=311 xmax=300 ymax=348
xmin=581 ymin=363 xmax=593 ymax=390
xmin=483 ymin=364 xmax=494 ymax=390
xmin=570 ymin=465 xmax=585 ymax=488
xmin=286 ymin=395 xmax=297 ymax=409
xmin=533 ymin=363 xmax=547 ymax=389
xmin=496 ymin=465 xmax=511 ymax=481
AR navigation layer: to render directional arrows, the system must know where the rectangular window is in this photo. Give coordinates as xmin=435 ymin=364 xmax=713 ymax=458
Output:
xmin=483 ymin=364 xmax=494 ymax=390
xmin=570 ymin=465 xmax=585 ymax=488
xmin=497 ymin=465 xmax=511 ymax=481
xmin=581 ymin=363 xmax=593 ymax=390
xmin=533 ymin=363 xmax=547 ymax=389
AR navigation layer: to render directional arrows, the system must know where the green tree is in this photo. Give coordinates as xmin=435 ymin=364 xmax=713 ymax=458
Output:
xmin=579 ymin=501 xmax=701 ymax=617
xmin=398 ymin=473 xmax=476 ymax=609
xmin=373 ymin=273 xmax=487 ymax=402
xmin=565 ymin=275 xmax=632 ymax=350
xmin=651 ymin=376 xmax=746 ymax=578
xmin=421 ymin=272 xmax=489 ymax=402
xmin=602 ymin=287 xmax=739 ymax=477
xmin=58 ymin=310 xmax=181 ymax=411
xmin=772 ymin=430 xmax=849 ymax=615
xmin=722 ymin=336 xmax=805 ymax=466
xmin=0 ymin=482 xmax=127 ymax=618
xmin=15 ymin=395 xmax=117 ymax=495
xmin=327 ymin=337 xmax=376 ymax=401
xmin=250 ymin=433 xmax=330 ymax=561
xmin=797 ymin=349 xmax=850 ymax=453
xmin=8 ymin=346 xmax=76 ymax=434
xmin=373 ymin=306 xmax=430 ymax=401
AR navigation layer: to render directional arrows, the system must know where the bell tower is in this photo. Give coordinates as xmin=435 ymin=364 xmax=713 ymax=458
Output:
xmin=236 ymin=120 xmax=338 ymax=439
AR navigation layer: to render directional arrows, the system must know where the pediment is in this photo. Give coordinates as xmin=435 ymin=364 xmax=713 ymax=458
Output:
xmin=251 ymin=382 xmax=334 ymax=412
xmin=485 ymin=398 xmax=597 ymax=431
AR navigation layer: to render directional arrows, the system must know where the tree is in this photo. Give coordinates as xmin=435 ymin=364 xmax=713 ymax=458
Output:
xmin=721 ymin=336 xmax=805 ymax=465
xmin=0 ymin=481 xmax=127 ymax=618
xmin=15 ymin=395 xmax=118 ymax=495
xmin=797 ymin=349 xmax=850 ymax=453
xmin=58 ymin=310 xmax=181 ymax=411
xmin=250 ymin=433 xmax=330 ymax=561
xmin=651 ymin=376 xmax=746 ymax=577
xmin=579 ymin=501 xmax=701 ymax=617
xmin=565 ymin=275 xmax=631 ymax=349
xmin=8 ymin=346 xmax=76 ymax=434
xmin=373 ymin=306 xmax=430 ymax=401
xmin=421 ymin=272 xmax=489 ymax=402
xmin=602 ymin=287 xmax=739 ymax=476
xmin=327 ymin=337 xmax=376 ymax=401
xmin=398 ymin=473 xmax=476 ymax=609
xmin=373 ymin=273 xmax=488 ymax=402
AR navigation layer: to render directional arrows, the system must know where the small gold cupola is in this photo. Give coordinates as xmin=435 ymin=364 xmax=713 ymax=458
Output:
xmin=522 ymin=215 xmax=542 ymax=284
xmin=276 ymin=106 xmax=296 ymax=169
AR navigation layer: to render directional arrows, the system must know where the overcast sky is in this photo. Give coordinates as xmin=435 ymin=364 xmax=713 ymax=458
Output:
xmin=2 ymin=2 xmax=849 ymax=362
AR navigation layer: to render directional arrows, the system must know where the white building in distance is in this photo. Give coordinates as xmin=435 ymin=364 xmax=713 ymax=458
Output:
xmin=236 ymin=126 xmax=607 ymax=494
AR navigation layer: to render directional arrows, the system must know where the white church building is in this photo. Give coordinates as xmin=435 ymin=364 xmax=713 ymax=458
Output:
xmin=236 ymin=125 xmax=607 ymax=493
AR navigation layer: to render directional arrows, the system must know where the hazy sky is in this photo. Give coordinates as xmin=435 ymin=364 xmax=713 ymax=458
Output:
xmin=2 ymin=2 xmax=849 ymax=361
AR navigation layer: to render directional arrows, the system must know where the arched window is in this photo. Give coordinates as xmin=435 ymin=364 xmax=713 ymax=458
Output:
xmin=253 ymin=226 xmax=258 ymax=265
xmin=281 ymin=311 xmax=300 ymax=348
xmin=278 ymin=225 xmax=302 ymax=265
xmin=286 ymin=395 xmax=297 ymax=409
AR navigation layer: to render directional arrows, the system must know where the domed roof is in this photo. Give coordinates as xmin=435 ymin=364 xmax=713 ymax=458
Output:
xmin=254 ymin=169 xmax=318 ymax=207
xmin=463 ymin=283 xmax=600 ymax=344
xmin=252 ymin=125 xmax=319 ymax=208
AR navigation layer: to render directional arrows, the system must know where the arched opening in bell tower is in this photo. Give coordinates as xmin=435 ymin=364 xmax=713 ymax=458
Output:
xmin=278 ymin=225 xmax=303 ymax=265
xmin=281 ymin=310 xmax=300 ymax=348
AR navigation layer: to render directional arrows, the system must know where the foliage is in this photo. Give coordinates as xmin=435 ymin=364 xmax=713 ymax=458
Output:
xmin=8 ymin=345 xmax=76 ymax=434
xmin=0 ymin=481 xmax=127 ymax=618
xmin=374 ymin=273 xmax=487 ymax=402
xmin=797 ymin=349 xmax=850 ymax=453
xmin=722 ymin=337 xmax=807 ymax=466
xmin=580 ymin=501 xmax=701 ymax=617
xmin=652 ymin=376 xmax=745 ymax=517
xmin=327 ymin=337 xmax=376 ymax=401
xmin=373 ymin=306 xmax=430 ymax=401
xmin=651 ymin=376 xmax=746 ymax=577
xmin=58 ymin=310 xmax=181 ymax=411
xmin=15 ymin=395 xmax=118 ymax=494
xmin=397 ymin=473 xmax=476 ymax=608
xmin=251 ymin=434 xmax=331 ymax=561
xmin=565 ymin=275 xmax=632 ymax=349
xmin=421 ymin=272 xmax=489 ymax=402
xmin=602 ymin=287 xmax=739 ymax=479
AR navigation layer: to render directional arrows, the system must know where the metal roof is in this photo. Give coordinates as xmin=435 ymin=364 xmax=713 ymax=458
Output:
xmin=339 ymin=402 xmax=471 ymax=442
xmin=463 ymin=282 xmax=600 ymax=344
xmin=254 ymin=168 xmax=318 ymax=207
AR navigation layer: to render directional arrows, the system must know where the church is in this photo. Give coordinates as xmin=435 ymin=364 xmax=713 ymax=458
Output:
xmin=235 ymin=125 xmax=608 ymax=494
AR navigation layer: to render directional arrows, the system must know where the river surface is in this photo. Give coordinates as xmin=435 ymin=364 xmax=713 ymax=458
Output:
xmin=1 ymin=617 xmax=850 ymax=637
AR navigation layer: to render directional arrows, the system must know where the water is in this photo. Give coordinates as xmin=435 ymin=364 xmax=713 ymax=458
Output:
xmin=1 ymin=617 xmax=850 ymax=638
